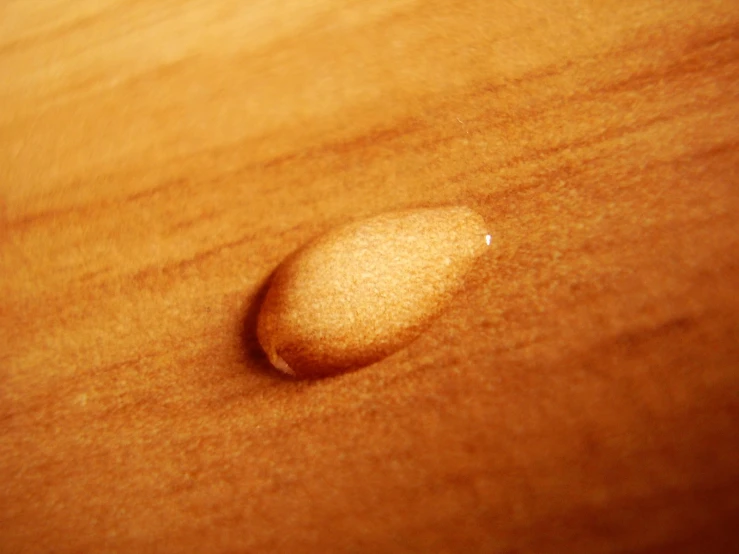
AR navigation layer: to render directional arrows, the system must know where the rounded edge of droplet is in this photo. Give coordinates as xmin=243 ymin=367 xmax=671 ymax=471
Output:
xmin=271 ymin=353 xmax=296 ymax=376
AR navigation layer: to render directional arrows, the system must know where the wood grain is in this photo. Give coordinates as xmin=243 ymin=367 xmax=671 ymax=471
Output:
xmin=1 ymin=1 xmax=738 ymax=552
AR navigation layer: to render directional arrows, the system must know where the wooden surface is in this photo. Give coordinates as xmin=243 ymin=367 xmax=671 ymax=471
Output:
xmin=2 ymin=1 xmax=738 ymax=552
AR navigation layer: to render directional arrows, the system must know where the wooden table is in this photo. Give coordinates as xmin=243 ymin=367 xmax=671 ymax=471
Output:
xmin=2 ymin=1 xmax=738 ymax=552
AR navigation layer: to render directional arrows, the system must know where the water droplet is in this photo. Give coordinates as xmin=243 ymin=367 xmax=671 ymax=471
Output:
xmin=257 ymin=206 xmax=489 ymax=378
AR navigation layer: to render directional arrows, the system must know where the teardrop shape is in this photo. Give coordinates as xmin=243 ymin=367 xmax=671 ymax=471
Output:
xmin=257 ymin=206 xmax=489 ymax=378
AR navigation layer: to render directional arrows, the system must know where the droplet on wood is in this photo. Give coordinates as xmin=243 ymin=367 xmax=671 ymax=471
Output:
xmin=257 ymin=206 xmax=489 ymax=378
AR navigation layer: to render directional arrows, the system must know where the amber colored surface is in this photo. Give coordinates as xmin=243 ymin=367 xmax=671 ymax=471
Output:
xmin=1 ymin=1 xmax=738 ymax=552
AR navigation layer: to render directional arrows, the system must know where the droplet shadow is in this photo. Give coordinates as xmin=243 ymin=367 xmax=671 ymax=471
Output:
xmin=240 ymin=271 xmax=294 ymax=382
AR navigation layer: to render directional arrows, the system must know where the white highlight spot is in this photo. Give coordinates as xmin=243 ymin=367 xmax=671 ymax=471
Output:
xmin=485 ymin=234 xmax=492 ymax=246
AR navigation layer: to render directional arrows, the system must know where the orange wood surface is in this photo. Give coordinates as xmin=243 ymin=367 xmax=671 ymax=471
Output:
xmin=2 ymin=1 xmax=738 ymax=552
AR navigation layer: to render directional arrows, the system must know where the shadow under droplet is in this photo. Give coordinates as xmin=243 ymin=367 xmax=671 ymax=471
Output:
xmin=240 ymin=271 xmax=294 ymax=382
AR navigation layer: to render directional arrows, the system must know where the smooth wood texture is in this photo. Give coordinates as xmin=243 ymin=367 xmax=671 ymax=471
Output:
xmin=2 ymin=1 xmax=738 ymax=552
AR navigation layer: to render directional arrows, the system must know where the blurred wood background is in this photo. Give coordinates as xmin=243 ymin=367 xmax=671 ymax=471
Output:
xmin=1 ymin=0 xmax=738 ymax=552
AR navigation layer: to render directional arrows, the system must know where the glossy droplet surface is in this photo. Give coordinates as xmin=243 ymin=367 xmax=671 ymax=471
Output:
xmin=257 ymin=206 xmax=489 ymax=378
